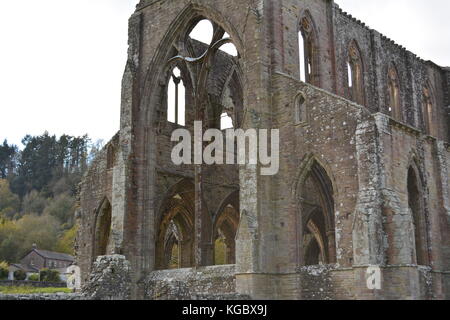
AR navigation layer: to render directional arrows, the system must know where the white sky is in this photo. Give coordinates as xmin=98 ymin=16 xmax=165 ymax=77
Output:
xmin=0 ymin=0 xmax=449 ymax=148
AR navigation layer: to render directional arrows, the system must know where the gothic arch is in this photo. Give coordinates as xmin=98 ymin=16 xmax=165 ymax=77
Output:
xmin=213 ymin=190 xmax=240 ymax=265
xmin=387 ymin=63 xmax=402 ymax=121
xmin=219 ymin=67 xmax=244 ymax=129
xmin=298 ymin=10 xmax=320 ymax=86
xmin=155 ymin=179 xmax=213 ymax=269
xmin=141 ymin=3 xmax=245 ymax=127
xmin=92 ymin=197 xmax=112 ymax=260
xmin=347 ymin=40 xmax=366 ymax=106
xmin=106 ymin=144 xmax=115 ymax=169
xmin=138 ymin=7 xmax=246 ymax=271
xmin=293 ymin=155 xmax=337 ymax=266
xmin=406 ymin=160 xmax=430 ymax=266
xmin=156 ymin=179 xmax=195 ymax=269
xmin=422 ymin=82 xmax=436 ymax=136
xmin=294 ymin=92 xmax=308 ymax=125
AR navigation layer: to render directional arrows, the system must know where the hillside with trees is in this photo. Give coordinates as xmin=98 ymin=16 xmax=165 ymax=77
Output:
xmin=0 ymin=133 xmax=101 ymax=263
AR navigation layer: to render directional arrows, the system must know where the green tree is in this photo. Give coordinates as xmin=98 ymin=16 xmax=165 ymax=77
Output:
xmin=0 ymin=219 xmax=20 ymax=262
xmin=55 ymin=224 xmax=78 ymax=255
xmin=12 ymin=133 xmax=90 ymax=197
xmin=40 ymin=268 xmax=61 ymax=283
xmin=13 ymin=269 xmax=26 ymax=281
xmin=22 ymin=190 xmax=48 ymax=216
xmin=0 ymin=179 xmax=20 ymax=219
xmin=0 ymin=140 xmax=17 ymax=179
xmin=43 ymin=193 xmax=75 ymax=225
xmin=0 ymin=261 xmax=8 ymax=280
xmin=28 ymin=274 xmax=39 ymax=281
xmin=14 ymin=214 xmax=60 ymax=256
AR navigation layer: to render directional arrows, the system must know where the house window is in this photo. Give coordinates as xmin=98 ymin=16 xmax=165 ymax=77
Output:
xmin=167 ymin=67 xmax=186 ymax=126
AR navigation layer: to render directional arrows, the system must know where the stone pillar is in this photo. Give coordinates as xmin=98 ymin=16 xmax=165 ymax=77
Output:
xmin=111 ymin=12 xmax=142 ymax=256
xmin=352 ymin=116 xmax=386 ymax=266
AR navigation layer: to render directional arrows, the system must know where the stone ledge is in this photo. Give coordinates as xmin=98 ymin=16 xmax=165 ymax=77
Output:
xmin=0 ymin=293 xmax=85 ymax=301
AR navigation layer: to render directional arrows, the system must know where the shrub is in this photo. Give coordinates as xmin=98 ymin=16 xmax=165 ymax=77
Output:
xmin=13 ymin=270 xmax=26 ymax=281
xmin=0 ymin=261 xmax=8 ymax=280
xmin=39 ymin=268 xmax=61 ymax=283
xmin=28 ymin=274 xmax=39 ymax=282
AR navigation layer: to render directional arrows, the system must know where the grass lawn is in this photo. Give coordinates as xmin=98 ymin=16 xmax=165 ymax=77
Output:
xmin=0 ymin=286 xmax=72 ymax=294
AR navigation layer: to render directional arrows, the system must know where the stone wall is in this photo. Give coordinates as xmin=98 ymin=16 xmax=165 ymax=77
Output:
xmin=0 ymin=280 xmax=66 ymax=288
xmin=142 ymin=265 xmax=246 ymax=300
xmin=76 ymin=133 xmax=119 ymax=283
xmin=333 ymin=5 xmax=449 ymax=141
xmin=0 ymin=293 xmax=84 ymax=301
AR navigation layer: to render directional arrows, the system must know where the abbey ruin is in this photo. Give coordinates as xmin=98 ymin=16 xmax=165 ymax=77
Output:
xmin=76 ymin=0 xmax=450 ymax=300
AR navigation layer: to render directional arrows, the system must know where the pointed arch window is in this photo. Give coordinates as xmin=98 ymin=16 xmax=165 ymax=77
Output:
xmin=106 ymin=144 xmax=115 ymax=170
xmin=387 ymin=65 xmax=402 ymax=121
xmin=422 ymin=86 xmax=434 ymax=136
xmin=167 ymin=67 xmax=185 ymax=126
xmin=294 ymin=93 xmax=307 ymax=124
xmin=297 ymin=160 xmax=336 ymax=266
xmin=298 ymin=15 xmax=317 ymax=85
xmin=407 ymin=166 xmax=429 ymax=266
xmin=214 ymin=199 xmax=239 ymax=266
xmin=348 ymin=41 xmax=365 ymax=106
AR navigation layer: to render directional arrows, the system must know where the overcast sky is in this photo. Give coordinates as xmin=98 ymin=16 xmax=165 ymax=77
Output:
xmin=1 ymin=0 xmax=449 ymax=148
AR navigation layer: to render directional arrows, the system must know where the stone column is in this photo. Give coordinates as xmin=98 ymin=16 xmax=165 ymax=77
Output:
xmin=352 ymin=116 xmax=386 ymax=266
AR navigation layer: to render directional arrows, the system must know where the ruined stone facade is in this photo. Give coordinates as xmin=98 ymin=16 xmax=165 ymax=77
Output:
xmin=76 ymin=0 xmax=450 ymax=300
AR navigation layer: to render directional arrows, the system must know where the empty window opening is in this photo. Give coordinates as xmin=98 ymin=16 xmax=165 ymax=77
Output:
xmin=298 ymin=31 xmax=306 ymax=82
xmin=347 ymin=62 xmax=353 ymax=88
xmin=220 ymin=33 xmax=238 ymax=57
xmin=214 ymin=235 xmax=227 ymax=265
xmin=220 ymin=112 xmax=234 ymax=130
xmin=298 ymin=161 xmax=336 ymax=266
xmin=167 ymin=67 xmax=185 ymax=126
xmin=295 ymin=93 xmax=307 ymax=124
xmin=189 ymin=19 xmax=214 ymax=45
xmin=348 ymin=41 xmax=365 ymax=105
xmin=422 ymin=87 xmax=434 ymax=136
xmin=298 ymin=15 xmax=317 ymax=85
xmin=407 ymin=166 xmax=429 ymax=266
xmin=214 ymin=200 xmax=239 ymax=266
xmin=388 ymin=66 xmax=401 ymax=120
